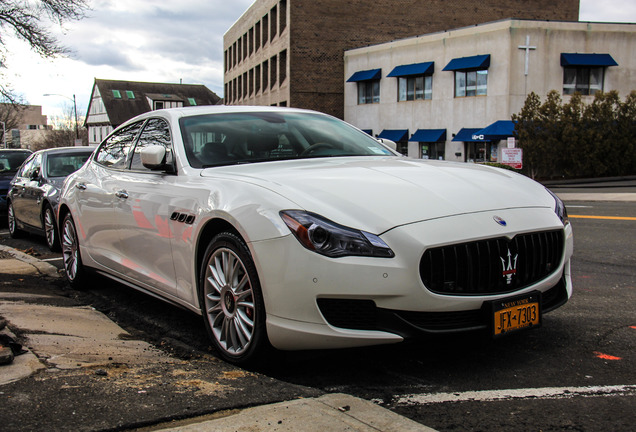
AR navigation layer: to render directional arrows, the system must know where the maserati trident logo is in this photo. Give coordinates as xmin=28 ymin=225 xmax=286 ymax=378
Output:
xmin=500 ymin=248 xmax=518 ymax=285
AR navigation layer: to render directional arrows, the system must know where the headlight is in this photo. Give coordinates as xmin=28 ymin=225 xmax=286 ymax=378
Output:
xmin=547 ymin=189 xmax=569 ymax=226
xmin=280 ymin=210 xmax=394 ymax=258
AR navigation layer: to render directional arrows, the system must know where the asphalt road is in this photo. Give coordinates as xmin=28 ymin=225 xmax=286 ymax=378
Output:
xmin=1 ymin=197 xmax=634 ymax=431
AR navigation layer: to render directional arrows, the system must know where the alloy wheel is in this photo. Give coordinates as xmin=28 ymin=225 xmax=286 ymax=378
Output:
xmin=61 ymin=216 xmax=80 ymax=281
xmin=44 ymin=207 xmax=56 ymax=249
xmin=203 ymin=247 xmax=255 ymax=356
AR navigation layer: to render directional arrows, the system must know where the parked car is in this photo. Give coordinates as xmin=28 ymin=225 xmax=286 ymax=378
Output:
xmin=0 ymin=149 xmax=32 ymax=222
xmin=7 ymin=146 xmax=94 ymax=251
xmin=57 ymin=106 xmax=573 ymax=364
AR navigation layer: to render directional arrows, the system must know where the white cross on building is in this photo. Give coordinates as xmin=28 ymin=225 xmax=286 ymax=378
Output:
xmin=518 ymin=35 xmax=536 ymax=76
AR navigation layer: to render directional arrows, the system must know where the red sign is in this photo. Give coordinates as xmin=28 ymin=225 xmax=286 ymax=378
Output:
xmin=501 ymin=148 xmax=522 ymax=169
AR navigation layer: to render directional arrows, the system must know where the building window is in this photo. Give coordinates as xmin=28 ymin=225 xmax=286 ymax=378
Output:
xmin=243 ymin=33 xmax=248 ymax=61
xmin=398 ymin=75 xmax=432 ymax=101
xmin=358 ymin=81 xmax=380 ymax=104
xmin=188 ymin=98 xmax=196 ymax=106
xmin=155 ymin=101 xmax=164 ymax=110
xmin=279 ymin=50 xmax=287 ymax=83
xmin=270 ymin=55 xmax=277 ymax=89
xmin=455 ymin=70 xmax=487 ymax=97
xmin=249 ymin=27 xmax=254 ymax=55
xmin=262 ymin=15 xmax=268 ymax=47
xmin=126 ymin=90 xmax=134 ymax=99
xmin=263 ymin=60 xmax=269 ymax=90
xmin=280 ymin=0 xmax=287 ymax=32
xmin=563 ymin=67 xmax=604 ymax=95
xmin=112 ymin=90 xmax=122 ymax=98
xmin=270 ymin=5 xmax=277 ymax=42
xmin=421 ymin=143 xmax=445 ymax=160
xmin=255 ymin=64 xmax=261 ymax=94
xmin=255 ymin=22 xmax=261 ymax=50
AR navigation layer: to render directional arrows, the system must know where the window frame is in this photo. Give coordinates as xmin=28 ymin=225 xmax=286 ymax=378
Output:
xmin=563 ymin=66 xmax=605 ymax=95
xmin=357 ymin=80 xmax=380 ymax=105
xmin=454 ymin=69 xmax=488 ymax=97
xmin=397 ymin=75 xmax=432 ymax=101
xmin=129 ymin=118 xmax=174 ymax=172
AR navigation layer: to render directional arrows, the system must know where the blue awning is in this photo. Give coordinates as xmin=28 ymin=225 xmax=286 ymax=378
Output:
xmin=442 ymin=54 xmax=490 ymax=71
xmin=361 ymin=129 xmax=373 ymax=135
xmin=378 ymin=129 xmax=409 ymax=142
xmin=347 ymin=68 xmax=382 ymax=82
xmin=476 ymin=120 xmax=516 ymax=141
xmin=452 ymin=128 xmax=487 ymax=142
xmin=387 ymin=62 xmax=434 ymax=77
xmin=560 ymin=53 xmax=618 ymax=67
xmin=409 ymin=129 xmax=446 ymax=142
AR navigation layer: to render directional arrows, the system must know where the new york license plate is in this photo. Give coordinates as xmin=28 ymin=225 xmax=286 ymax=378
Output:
xmin=492 ymin=292 xmax=541 ymax=337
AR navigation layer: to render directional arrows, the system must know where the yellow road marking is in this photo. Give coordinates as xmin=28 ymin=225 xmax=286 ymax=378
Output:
xmin=570 ymin=215 xmax=636 ymax=221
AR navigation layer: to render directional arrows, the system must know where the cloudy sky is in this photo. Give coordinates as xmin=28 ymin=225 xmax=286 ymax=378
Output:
xmin=3 ymin=0 xmax=635 ymax=120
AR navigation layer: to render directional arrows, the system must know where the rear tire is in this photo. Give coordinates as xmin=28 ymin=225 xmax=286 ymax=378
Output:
xmin=7 ymin=201 xmax=25 ymax=239
xmin=44 ymin=205 xmax=61 ymax=252
xmin=199 ymin=232 xmax=268 ymax=364
xmin=60 ymin=212 xmax=86 ymax=288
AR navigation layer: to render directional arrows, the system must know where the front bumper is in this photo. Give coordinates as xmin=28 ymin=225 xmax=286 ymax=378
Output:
xmin=251 ymin=207 xmax=573 ymax=350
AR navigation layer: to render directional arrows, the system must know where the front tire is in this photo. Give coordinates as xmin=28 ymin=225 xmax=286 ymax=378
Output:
xmin=7 ymin=201 xmax=25 ymax=239
xmin=199 ymin=232 xmax=268 ymax=364
xmin=61 ymin=212 xmax=86 ymax=288
xmin=44 ymin=205 xmax=60 ymax=252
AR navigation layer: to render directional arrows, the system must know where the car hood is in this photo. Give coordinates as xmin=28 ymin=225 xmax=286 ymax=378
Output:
xmin=201 ymin=157 xmax=556 ymax=233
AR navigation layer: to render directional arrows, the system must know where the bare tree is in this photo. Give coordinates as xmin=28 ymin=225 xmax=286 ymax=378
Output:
xmin=0 ymin=101 xmax=26 ymax=144
xmin=0 ymin=0 xmax=89 ymax=102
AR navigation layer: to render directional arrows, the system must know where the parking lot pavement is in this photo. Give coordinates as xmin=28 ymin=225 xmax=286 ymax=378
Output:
xmin=0 ymin=246 xmax=435 ymax=432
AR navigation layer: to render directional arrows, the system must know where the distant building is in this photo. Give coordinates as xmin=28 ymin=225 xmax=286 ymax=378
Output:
xmin=344 ymin=19 xmax=636 ymax=161
xmin=224 ymin=0 xmax=579 ymax=119
xmin=0 ymin=104 xmax=51 ymax=149
xmin=85 ymin=79 xmax=221 ymax=146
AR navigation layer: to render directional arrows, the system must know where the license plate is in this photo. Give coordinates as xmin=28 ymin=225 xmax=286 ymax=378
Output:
xmin=491 ymin=292 xmax=541 ymax=337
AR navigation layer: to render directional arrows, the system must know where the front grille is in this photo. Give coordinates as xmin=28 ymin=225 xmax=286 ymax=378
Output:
xmin=420 ymin=230 xmax=564 ymax=296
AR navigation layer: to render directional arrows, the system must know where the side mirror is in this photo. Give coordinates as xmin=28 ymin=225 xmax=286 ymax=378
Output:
xmin=377 ymin=138 xmax=397 ymax=151
xmin=140 ymin=145 xmax=167 ymax=170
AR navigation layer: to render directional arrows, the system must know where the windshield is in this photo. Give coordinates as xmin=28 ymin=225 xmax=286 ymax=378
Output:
xmin=0 ymin=151 xmax=30 ymax=173
xmin=179 ymin=111 xmax=395 ymax=168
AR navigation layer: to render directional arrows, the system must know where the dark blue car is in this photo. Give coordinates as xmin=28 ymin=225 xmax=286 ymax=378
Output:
xmin=0 ymin=149 xmax=33 ymax=222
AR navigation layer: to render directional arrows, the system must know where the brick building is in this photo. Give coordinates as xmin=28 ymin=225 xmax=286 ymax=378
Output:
xmin=224 ymin=0 xmax=579 ymax=119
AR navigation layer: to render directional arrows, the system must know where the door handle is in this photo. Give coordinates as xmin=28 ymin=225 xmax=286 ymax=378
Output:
xmin=115 ymin=190 xmax=129 ymax=199
xmin=75 ymin=183 xmax=87 ymax=190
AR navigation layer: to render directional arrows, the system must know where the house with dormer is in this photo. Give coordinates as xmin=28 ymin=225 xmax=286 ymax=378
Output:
xmin=85 ymin=79 xmax=221 ymax=146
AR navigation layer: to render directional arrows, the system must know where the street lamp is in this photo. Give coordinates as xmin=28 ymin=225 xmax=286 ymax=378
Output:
xmin=43 ymin=93 xmax=79 ymax=140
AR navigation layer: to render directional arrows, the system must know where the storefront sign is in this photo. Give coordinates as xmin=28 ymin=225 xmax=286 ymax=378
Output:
xmin=502 ymin=148 xmax=522 ymax=169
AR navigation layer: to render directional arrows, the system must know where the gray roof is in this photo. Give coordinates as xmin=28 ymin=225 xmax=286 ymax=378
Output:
xmin=86 ymin=79 xmax=221 ymax=127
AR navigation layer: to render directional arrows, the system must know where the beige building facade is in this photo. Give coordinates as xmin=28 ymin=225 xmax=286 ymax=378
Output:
xmin=344 ymin=19 xmax=636 ymax=161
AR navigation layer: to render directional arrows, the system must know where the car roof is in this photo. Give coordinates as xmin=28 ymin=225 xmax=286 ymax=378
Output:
xmin=33 ymin=146 xmax=94 ymax=155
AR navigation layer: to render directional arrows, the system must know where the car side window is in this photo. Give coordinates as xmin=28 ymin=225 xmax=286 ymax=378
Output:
xmin=129 ymin=118 xmax=173 ymax=172
xmin=23 ymin=154 xmax=42 ymax=179
xmin=16 ymin=155 xmax=35 ymax=178
xmin=95 ymin=121 xmax=143 ymax=169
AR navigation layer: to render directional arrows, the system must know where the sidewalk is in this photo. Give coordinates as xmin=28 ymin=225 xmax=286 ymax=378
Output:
xmin=0 ymin=245 xmax=435 ymax=432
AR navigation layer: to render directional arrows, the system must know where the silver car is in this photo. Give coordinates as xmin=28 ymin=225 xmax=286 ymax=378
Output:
xmin=8 ymin=146 xmax=94 ymax=251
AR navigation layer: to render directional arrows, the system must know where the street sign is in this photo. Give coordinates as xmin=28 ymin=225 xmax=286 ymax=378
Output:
xmin=502 ymin=148 xmax=522 ymax=169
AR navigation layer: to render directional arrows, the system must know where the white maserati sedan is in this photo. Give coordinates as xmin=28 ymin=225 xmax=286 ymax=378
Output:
xmin=58 ymin=106 xmax=573 ymax=364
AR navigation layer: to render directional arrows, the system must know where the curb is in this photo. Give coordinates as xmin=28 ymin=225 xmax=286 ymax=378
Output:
xmin=0 ymin=245 xmax=61 ymax=279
